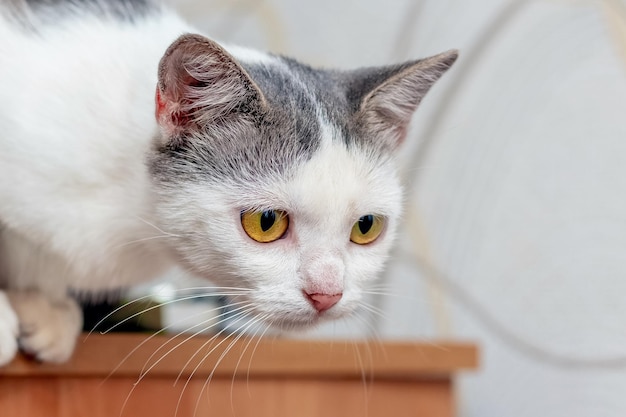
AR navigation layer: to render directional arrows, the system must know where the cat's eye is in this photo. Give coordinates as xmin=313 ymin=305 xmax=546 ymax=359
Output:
xmin=241 ymin=210 xmax=289 ymax=243
xmin=350 ymin=215 xmax=384 ymax=245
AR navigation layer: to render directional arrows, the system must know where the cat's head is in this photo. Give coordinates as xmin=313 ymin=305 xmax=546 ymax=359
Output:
xmin=149 ymin=34 xmax=457 ymax=330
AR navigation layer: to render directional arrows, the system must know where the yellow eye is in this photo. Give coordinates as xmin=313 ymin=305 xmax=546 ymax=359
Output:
xmin=241 ymin=210 xmax=289 ymax=243
xmin=350 ymin=215 xmax=384 ymax=245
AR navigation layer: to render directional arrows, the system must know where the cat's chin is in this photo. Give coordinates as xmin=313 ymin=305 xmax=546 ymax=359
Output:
xmin=268 ymin=311 xmax=348 ymax=332
xmin=272 ymin=318 xmax=320 ymax=331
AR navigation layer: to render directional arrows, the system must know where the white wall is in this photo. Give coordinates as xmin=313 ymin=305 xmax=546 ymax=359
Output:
xmin=168 ymin=0 xmax=626 ymax=415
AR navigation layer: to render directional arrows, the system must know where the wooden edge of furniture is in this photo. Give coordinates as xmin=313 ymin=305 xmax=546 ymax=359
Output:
xmin=1 ymin=334 xmax=479 ymax=417
xmin=1 ymin=333 xmax=479 ymax=380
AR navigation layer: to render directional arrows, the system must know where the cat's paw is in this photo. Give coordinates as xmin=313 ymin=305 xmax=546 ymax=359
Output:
xmin=0 ymin=292 xmax=19 ymax=366
xmin=8 ymin=292 xmax=82 ymax=363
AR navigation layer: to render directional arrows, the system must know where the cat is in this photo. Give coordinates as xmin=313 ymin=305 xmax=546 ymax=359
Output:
xmin=0 ymin=0 xmax=457 ymax=366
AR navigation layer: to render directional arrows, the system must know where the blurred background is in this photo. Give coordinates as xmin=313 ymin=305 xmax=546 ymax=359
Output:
xmin=150 ymin=0 xmax=626 ymax=415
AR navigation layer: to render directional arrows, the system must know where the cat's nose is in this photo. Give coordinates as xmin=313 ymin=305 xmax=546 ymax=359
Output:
xmin=304 ymin=292 xmax=343 ymax=313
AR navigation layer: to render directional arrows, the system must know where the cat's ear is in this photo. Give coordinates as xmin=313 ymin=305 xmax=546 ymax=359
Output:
xmin=155 ymin=34 xmax=266 ymax=137
xmin=352 ymin=50 xmax=458 ymax=147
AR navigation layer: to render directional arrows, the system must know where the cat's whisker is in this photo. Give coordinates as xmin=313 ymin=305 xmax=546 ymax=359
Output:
xmin=98 ymin=293 xmax=229 ymax=335
xmin=87 ymin=286 xmax=253 ymax=336
xmin=133 ymin=215 xmax=180 ymax=238
xmin=102 ymin=301 xmax=248 ymax=385
xmin=191 ymin=314 xmax=268 ymax=417
xmin=364 ymin=283 xmax=396 ymax=291
xmin=351 ymin=313 xmax=388 ymax=358
xmin=245 ymin=319 xmax=272 ymax=398
xmin=362 ymin=336 xmax=375 ymax=393
xmin=363 ymin=289 xmax=394 ymax=296
xmin=349 ymin=338 xmax=373 ymax=413
xmin=361 ymin=289 xmax=396 ymax=295
xmin=361 ymin=290 xmax=396 ymax=297
xmin=88 ymin=293 xmax=158 ymax=337
xmin=366 ymin=283 xmax=394 ymax=290
xmin=357 ymin=302 xmax=388 ymax=321
xmin=113 ymin=234 xmax=179 ymax=250
xmin=229 ymin=316 xmax=270 ymax=407
xmin=137 ymin=301 xmax=252 ymax=376
xmin=139 ymin=305 xmax=255 ymax=381
xmin=117 ymin=318 xmax=214 ymax=417
xmin=173 ymin=306 xmax=258 ymax=386
xmin=351 ymin=313 xmax=376 ymax=337
xmin=176 ymin=311 xmax=257 ymax=417
xmin=364 ymin=289 xmax=452 ymax=311
xmin=361 ymin=290 xmax=420 ymax=302
xmin=121 ymin=308 xmax=257 ymax=417
xmin=363 ymin=284 xmax=395 ymax=292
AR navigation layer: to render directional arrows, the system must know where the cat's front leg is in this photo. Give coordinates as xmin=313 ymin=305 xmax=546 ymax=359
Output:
xmin=0 ymin=291 xmax=19 ymax=365
xmin=7 ymin=291 xmax=82 ymax=363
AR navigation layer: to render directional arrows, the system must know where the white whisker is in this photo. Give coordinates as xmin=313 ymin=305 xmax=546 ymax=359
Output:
xmin=350 ymin=339 xmax=371 ymax=414
xmin=358 ymin=302 xmax=388 ymax=321
xmin=175 ymin=312 xmax=252 ymax=417
xmin=174 ymin=309 xmax=258 ymax=417
xmin=102 ymin=301 xmax=246 ymax=385
xmin=99 ymin=293 xmax=231 ymax=335
xmin=113 ymin=234 xmax=179 ymax=250
xmin=191 ymin=314 xmax=268 ymax=417
xmin=119 ymin=305 xmax=255 ymax=417
xmin=245 ymin=320 xmax=272 ymax=397
xmin=229 ymin=316 xmax=270 ymax=406
xmin=87 ymin=286 xmax=253 ymax=336
xmin=173 ymin=306 xmax=256 ymax=384
xmin=133 ymin=215 xmax=179 ymax=237
xmin=138 ymin=301 xmax=252 ymax=376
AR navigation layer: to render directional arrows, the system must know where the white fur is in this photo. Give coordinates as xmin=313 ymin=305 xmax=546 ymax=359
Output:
xmin=0 ymin=11 xmax=193 ymax=292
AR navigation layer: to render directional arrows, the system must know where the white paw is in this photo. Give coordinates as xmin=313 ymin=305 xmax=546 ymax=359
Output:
xmin=9 ymin=292 xmax=82 ymax=363
xmin=0 ymin=292 xmax=19 ymax=366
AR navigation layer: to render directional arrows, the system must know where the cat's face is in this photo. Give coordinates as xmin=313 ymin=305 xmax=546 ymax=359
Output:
xmin=150 ymin=35 xmax=457 ymax=330
xmin=153 ymin=128 xmax=402 ymax=329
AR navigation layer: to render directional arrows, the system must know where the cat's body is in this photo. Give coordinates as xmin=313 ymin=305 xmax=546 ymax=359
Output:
xmin=0 ymin=0 xmax=457 ymax=365
xmin=1 ymin=3 xmax=203 ymax=295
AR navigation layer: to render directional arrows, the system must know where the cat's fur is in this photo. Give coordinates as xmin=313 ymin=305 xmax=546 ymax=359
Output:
xmin=0 ymin=0 xmax=457 ymax=365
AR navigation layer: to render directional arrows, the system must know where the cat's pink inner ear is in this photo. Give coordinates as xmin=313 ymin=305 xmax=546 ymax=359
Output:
xmin=154 ymin=87 xmax=168 ymax=130
xmin=155 ymin=84 xmax=192 ymax=135
xmin=359 ymin=49 xmax=458 ymax=147
xmin=155 ymin=34 xmax=266 ymax=137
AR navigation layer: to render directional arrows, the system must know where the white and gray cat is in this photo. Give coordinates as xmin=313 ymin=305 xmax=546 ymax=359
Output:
xmin=0 ymin=0 xmax=457 ymax=365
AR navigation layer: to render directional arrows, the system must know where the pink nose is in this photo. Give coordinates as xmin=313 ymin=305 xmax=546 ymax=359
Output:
xmin=305 ymin=292 xmax=342 ymax=313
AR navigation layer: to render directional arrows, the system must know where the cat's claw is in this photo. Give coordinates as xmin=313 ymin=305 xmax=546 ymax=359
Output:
xmin=0 ymin=292 xmax=19 ymax=366
xmin=8 ymin=292 xmax=82 ymax=363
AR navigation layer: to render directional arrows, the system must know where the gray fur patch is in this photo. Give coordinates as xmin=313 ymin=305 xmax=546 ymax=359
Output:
xmin=149 ymin=86 xmax=322 ymax=189
xmin=150 ymin=57 xmax=397 ymax=188
xmin=265 ymin=57 xmax=353 ymax=143
xmin=150 ymin=42 xmax=457 ymax=191
xmin=245 ymin=56 xmax=400 ymax=158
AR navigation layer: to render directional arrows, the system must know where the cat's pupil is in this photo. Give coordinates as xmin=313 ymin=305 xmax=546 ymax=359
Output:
xmin=260 ymin=211 xmax=276 ymax=232
xmin=358 ymin=215 xmax=374 ymax=234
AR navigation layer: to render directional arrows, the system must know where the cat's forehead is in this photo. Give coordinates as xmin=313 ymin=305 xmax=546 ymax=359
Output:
xmin=235 ymin=54 xmax=395 ymax=167
xmin=152 ymin=50 xmax=399 ymax=199
xmin=283 ymin=121 xmax=402 ymax=220
xmin=246 ymin=57 xmax=345 ymax=99
xmin=231 ymin=118 xmax=402 ymax=222
xmin=239 ymin=55 xmax=352 ymax=142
